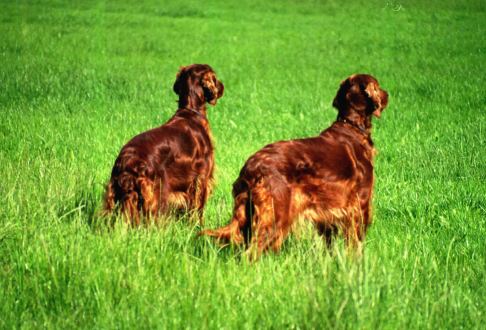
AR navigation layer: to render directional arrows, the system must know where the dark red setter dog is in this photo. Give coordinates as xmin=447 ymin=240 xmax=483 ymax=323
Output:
xmin=201 ymin=74 xmax=388 ymax=258
xmin=104 ymin=64 xmax=224 ymax=224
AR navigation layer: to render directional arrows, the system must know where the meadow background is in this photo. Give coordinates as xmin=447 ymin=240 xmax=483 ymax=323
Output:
xmin=1 ymin=0 xmax=485 ymax=328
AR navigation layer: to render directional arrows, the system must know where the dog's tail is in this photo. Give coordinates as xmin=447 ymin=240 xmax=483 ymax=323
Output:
xmin=199 ymin=187 xmax=251 ymax=245
xmin=199 ymin=219 xmax=244 ymax=245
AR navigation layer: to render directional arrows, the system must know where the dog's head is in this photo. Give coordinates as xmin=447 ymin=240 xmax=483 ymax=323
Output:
xmin=173 ymin=64 xmax=224 ymax=106
xmin=332 ymin=74 xmax=388 ymax=118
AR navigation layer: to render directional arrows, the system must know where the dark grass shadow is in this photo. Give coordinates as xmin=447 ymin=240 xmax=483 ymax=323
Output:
xmin=152 ymin=8 xmax=206 ymax=19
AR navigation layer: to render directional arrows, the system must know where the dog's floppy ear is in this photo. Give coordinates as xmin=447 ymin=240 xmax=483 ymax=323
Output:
xmin=173 ymin=66 xmax=185 ymax=96
xmin=202 ymin=71 xmax=224 ymax=105
xmin=332 ymin=79 xmax=349 ymax=110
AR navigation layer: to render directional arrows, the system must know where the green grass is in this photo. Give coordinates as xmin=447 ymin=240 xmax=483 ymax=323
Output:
xmin=1 ymin=0 xmax=485 ymax=328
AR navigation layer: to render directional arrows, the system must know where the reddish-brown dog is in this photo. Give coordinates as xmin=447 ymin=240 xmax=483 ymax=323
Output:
xmin=104 ymin=64 xmax=224 ymax=224
xmin=200 ymin=74 xmax=388 ymax=258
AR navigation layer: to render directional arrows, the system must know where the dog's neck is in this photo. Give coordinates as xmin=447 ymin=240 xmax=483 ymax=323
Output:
xmin=180 ymin=106 xmax=207 ymax=119
xmin=336 ymin=111 xmax=374 ymax=146
xmin=337 ymin=109 xmax=372 ymax=135
xmin=178 ymin=95 xmax=207 ymax=117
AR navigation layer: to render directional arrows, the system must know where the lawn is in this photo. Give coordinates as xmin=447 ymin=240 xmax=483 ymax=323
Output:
xmin=1 ymin=0 xmax=485 ymax=328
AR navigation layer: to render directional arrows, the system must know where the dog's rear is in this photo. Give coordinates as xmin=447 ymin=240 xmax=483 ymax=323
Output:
xmin=104 ymin=149 xmax=159 ymax=224
xmin=201 ymin=149 xmax=296 ymax=253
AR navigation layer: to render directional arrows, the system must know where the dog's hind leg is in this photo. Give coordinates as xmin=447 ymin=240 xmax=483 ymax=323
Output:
xmin=342 ymin=205 xmax=366 ymax=255
xmin=192 ymin=175 xmax=212 ymax=226
xmin=121 ymin=191 xmax=140 ymax=225
xmin=137 ymin=177 xmax=159 ymax=222
xmin=246 ymin=180 xmax=293 ymax=260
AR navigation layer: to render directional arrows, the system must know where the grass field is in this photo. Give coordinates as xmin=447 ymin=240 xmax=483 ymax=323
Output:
xmin=1 ymin=0 xmax=485 ymax=328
